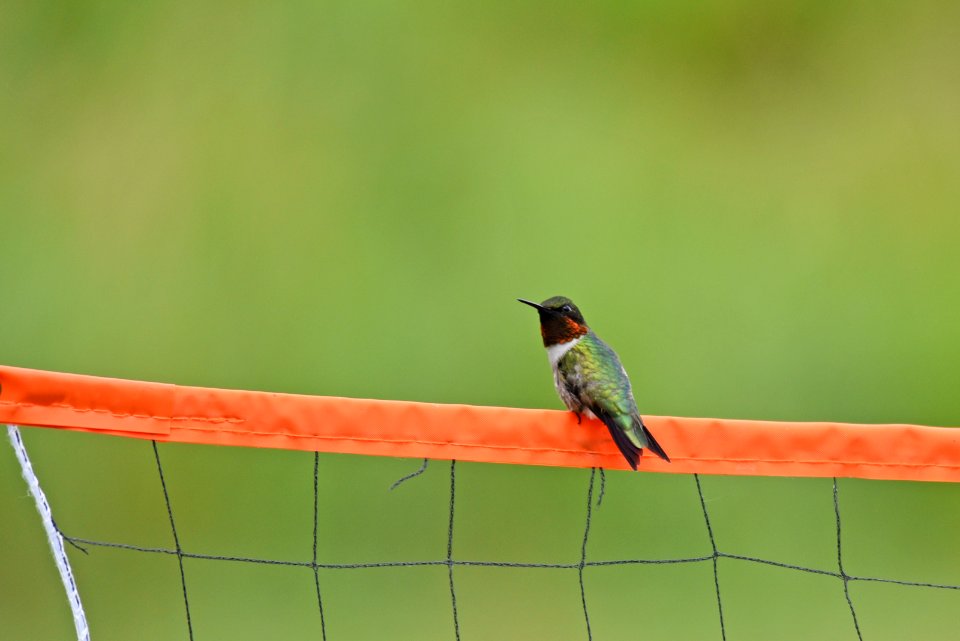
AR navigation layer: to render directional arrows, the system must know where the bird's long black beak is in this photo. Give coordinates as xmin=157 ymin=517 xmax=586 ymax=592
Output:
xmin=517 ymin=298 xmax=545 ymax=311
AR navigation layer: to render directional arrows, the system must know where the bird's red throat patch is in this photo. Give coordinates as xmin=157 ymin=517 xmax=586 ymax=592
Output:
xmin=541 ymin=317 xmax=588 ymax=347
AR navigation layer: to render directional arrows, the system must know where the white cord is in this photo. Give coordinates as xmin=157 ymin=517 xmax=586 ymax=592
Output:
xmin=7 ymin=425 xmax=90 ymax=641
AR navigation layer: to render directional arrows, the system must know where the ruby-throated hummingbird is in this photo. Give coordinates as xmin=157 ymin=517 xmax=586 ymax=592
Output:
xmin=519 ymin=296 xmax=670 ymax=469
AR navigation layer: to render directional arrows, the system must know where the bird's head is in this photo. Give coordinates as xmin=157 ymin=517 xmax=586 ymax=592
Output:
xmin=518 ymin=296 xmax=589 ymax=347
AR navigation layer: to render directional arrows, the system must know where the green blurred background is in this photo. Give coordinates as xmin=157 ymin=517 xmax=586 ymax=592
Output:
xmin=2 ymin=1 xmax=960 ymax=639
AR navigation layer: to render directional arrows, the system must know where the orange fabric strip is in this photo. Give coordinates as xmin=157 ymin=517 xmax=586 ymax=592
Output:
xmin=1 ymin=365 xmax=957 ymax=481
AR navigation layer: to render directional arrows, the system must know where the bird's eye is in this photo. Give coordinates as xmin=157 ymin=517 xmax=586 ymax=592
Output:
xmin=562 ymin=305 xmax=573 ymax=313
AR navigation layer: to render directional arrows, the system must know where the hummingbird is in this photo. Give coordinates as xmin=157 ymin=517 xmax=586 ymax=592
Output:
xmin=519 ymin=296 xmax=670 ymax=470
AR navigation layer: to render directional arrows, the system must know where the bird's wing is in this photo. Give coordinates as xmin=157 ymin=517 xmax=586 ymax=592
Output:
xmin=573 ymin=334 xmax=670 ymax=464
xmin=574 ymin=334 xmax=637 ymax=417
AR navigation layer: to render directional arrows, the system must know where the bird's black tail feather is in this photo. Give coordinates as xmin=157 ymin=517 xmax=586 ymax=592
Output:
xmin=594 ymin=409 xmax=670 ymax=470
xmin=639 ymin=418 xmax=670 ymax=463
xmin=605 ymin=421 xmax=640 ymax=470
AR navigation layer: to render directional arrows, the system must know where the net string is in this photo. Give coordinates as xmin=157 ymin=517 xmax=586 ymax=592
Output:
xmin=6 ymin=425 xmax=90 ymax=641
xmin=834 ymin=477 xmax=864 ymax=641
xmin=151 ymin=441 xmax=195 ymax=641
xmin=312 ymin=452 xmax=328 ymax=641
xmin=695 ymin=473 xmax=727 ymax=640
xmin=578 ymin=468 xmax=597 ymax=640
xmin=17 ymin=431 xmax=960 ymax=640
xmin=446 ymin=460 xmax=462 ymax=640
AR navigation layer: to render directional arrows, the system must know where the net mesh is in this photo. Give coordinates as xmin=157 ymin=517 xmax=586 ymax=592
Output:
xmin=26 ymin=436 xmax=960 ymax=641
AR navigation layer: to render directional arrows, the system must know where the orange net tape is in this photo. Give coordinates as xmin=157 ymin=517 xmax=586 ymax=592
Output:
xmin=1 ymin=365 xmax=957 ymax=481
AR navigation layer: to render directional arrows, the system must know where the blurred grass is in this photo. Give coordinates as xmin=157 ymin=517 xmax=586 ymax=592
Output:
xmin=2 ymin=1 xmax=959 ymax=639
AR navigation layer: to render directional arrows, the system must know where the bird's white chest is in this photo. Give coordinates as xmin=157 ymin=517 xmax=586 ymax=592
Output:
xmin=546 ymin=337 xmax=580 ymax=367
xmin=547 ymin=338 xmax=589 ymax=414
